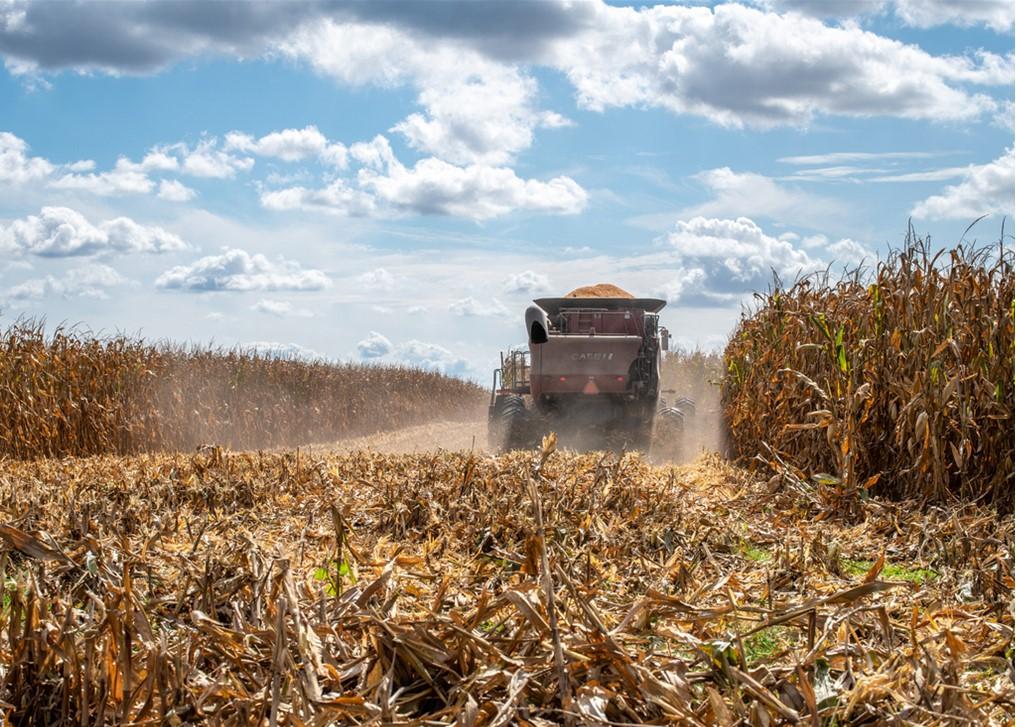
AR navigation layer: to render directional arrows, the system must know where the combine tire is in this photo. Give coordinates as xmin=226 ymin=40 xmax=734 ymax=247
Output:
xmin=657 ymin=406 xmax=685 ymax=433
xmin=500 ymin=395 xmax=530 ymax=451
xmin=673 ymin=397 xmax=696 ymax=418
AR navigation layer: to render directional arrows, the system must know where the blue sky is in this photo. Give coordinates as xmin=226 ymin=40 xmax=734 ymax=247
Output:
xmin=0 ymin=0 xmax=1013 ymax=379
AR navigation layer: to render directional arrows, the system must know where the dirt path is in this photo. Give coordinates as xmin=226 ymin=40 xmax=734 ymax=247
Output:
xmin=313 ymin=419 xmax=487 ymax=455
xmin=313 ymin=417 xmax=719 ymax=465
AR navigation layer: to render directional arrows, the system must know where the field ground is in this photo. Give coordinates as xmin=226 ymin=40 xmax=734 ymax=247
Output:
xmin=0 ymin=421 xmax=1011 ymax=725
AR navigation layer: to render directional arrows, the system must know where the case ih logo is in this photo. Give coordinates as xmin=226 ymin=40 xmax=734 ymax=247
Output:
xmin=571 ymin=352 xmax=614 ymax=361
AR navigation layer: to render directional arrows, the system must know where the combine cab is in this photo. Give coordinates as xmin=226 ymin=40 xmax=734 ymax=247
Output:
xmin=488 ymin=288 xmax=692 ymax=452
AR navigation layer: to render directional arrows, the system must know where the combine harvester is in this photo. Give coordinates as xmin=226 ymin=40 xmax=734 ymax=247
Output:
xmin=488 ymin=284 xmax=694 ymax=452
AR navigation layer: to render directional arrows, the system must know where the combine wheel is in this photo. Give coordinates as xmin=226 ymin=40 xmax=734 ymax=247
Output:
xmin=487 ymin=396 xmax=509 ymax=450
xmin=500 ymin=395 xmax=531 ymax=452
xmin=673 ymin=397 xmax=696 ymax=418
xmin=657 ymin=406 xmax=686 ymax=433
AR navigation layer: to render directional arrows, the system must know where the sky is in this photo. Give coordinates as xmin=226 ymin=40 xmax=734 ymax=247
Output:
xmin=0 ymin=0 xmax=1013 ymax=381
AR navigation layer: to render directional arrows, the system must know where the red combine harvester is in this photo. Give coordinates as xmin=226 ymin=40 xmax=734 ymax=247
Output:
xmin=488 ymin=286 xmax=693 ymax=452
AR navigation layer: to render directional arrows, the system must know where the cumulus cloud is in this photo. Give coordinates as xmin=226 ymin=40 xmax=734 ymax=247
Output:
xmin=503 ymin=270 xmax=551 ymax=293
xmin=355 ymin=329 xmax=470 ymax=376
xmin=396 ymin=339 xmax=470 ymax=376
xmin=250 ymin=299 xmax=313 ymax=317
xmin=1 ymin=2 xmax=1010 ymax=134
xmin=174 ymin=139 xmax=253 ymax=178
xmin=892 ymin=0 xmax=1013 ymax=30
xmin=356 ymin=330 xmax=393 ymax=358
xmin=264 ymin=134 xmax=586 ymax=220
xmin=448 ymin=296 xmax=510 ymax=317
xmin=657 ymin=216 xmax=876 ymax=305
xmin=280 ymin=21 xmax=571 ymax=166
xmin=358 ymin=144 xmax=587 ymax=219
xmin=157 ymin=179 xmax=196 ymax=201
xmin=356 ymin=267 xmax=397 ymax=292
xmin=155 ymin=248 xmax=331 ymax=292
xmin=547 ymin=3 xmax=1011 ymax=127
xmin=50 ymin=157 xmax=155 ymax=195
xmin=681 ymin=167 xmax=845 ymax=228
xmin=244 ymin=341 xmax=323 ymax=360
xmin=260 ymin=178 xmax=378 ymax=217
xmin=911 ymin=149 xmax=1015 ymax=220
xmin=656 ymin=267 xmax=708 ymax=305
xmin=224 ymin=125 xmax=347 ymax=167
xmin=2 ymin=263 xmax=126 ymax=303
xmin=660 ymin=217 xmax=822 ymax=303
xmin=0 ymin=131 xmax=53 ymax=183
xmin=1 ymin=206 xmax=186 ymax=257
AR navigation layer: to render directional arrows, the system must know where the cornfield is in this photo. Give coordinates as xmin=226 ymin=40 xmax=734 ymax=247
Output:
xmin=0 ymin=235 xmax=1011 ymax=723
xmin=0 ymin=319 xmax=485 ymax=459
xmin=723 ymin=236 xmax=1014 ymax=513
xmin=0 ymin=439 xmax=1010 ymax=724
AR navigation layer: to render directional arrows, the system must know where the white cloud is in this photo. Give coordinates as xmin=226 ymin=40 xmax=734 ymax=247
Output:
xmin=666 ymin=216 xmax=822 ymax=287
xmin=911 ymin=149 xmax=1015 ymax=220
xmin=356 ymin=330 xmax=393 ymax=358
xmin=547 ymin=3 xmax=1011 ymax=127
xmin=155 ymin=248 xmax=331 ymax=292
xmin=778 ymin=151 xmax=939 ymax=165
xmin=359 ymin=149 xmax=587 ymax=220
xmin=250 ymin=299 xmax=313 ymax=317
xmin=391 ymin=66 xmax=571 ymax=165
xmin=448 ymin=296 xmax=510 ymax=317
xmin=355 ymin=328 xmax=470 ymax=376
xmin=681 ymin=167 xmax=845 ymax=228
xmin=394 ymin=339 xmax=470 ymax=376
xmin=356 ymin=267 xmax=397 ymax=291
xmin=0 ymin=131 xmax=53 ymax=183
xmin=656 ymin=267 xmax=708 ymax=304
xmin=1 ymin=206 xmax=187 ymax=257
xmin=243 ymin=341 xmax=323 ymax=360
xmin=260 ymin=178 xmax=378 ymax=216
xmin=281 ymin=22 xmax=570 ymax=166
xmin=755 ymin=0 xmax=1013 ymax=32
xmin=264 ymin=134 xmax=586 ymax=220
xmin=173 ymin=140 xmax=253 ymax=178
xmin=2 ymin=263 xmax=126 ymax=303
xmin=827 ymin=238 xmax=872 ymax=267
xmin=660 ymin=216 xmax=875 ymax=304
xmin=158 ymin=179 xmax=196 ymax=202
xmin=224 ymin=125 xmax=347 ymax=167
xmin=893 ymin=0 xmax=1013 ymax=31
xmin=869 ymin=167 xmax=970 ymax=183
xmin=50 ymin=157 xmax=155 ymax=196
xmin=503 ymin=270 xmax=551 ymax=293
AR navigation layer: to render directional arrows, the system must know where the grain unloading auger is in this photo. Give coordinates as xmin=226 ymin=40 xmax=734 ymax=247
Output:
xmin=488 ymin=285 xmax=694 ymax=452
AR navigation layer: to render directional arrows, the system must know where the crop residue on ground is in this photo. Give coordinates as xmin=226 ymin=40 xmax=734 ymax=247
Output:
xmin=0 ymin=437 xmax=1010 ymax=724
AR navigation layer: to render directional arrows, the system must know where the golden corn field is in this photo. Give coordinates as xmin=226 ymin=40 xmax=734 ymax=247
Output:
xmin=724 ymin=236 xmax=1014 ymax=513
xmin=0 ymin=440 xmax=1011 ymax=724
xmin=0 ymin=319 xmax=485 ymax=459
xmin=0 ymin=237 xmax=1012 ymax=724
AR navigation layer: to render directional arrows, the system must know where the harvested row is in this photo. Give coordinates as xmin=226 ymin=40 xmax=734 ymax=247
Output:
xmin=723 ymin=237 xmax=1014 ymax=512
xmin=0 ymin=442 xmax=1010 ymax=724
xmin=0 ymin=319 xmax=485 ymax=459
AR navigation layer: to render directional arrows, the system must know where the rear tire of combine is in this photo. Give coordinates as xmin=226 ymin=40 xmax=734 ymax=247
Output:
xmin=500 ymin=395 xmax=530 ymax=452
xmin=651 ymin=406 xmax=686 ymax=460
xmin=673 ymin=397 xmax=696 ymax=418
xmin=658 ymin=406 xmax=686 ymax=432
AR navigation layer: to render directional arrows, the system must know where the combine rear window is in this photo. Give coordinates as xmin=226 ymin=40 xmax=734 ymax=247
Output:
xmin=558 ymin=309 xmax=645 ymax=336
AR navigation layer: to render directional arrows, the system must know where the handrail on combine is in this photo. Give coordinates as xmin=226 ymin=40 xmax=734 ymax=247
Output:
xmin=491 ymin=349 xmax=530 ymax=403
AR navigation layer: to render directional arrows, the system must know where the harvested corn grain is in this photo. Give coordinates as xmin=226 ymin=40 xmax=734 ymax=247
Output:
xmin=564 ymin=283 xmax=634 ymax=298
